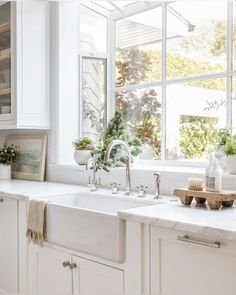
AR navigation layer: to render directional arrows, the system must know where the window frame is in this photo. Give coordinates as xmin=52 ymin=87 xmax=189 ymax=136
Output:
xmin=79 ymin=55 xmax=108 ymax=138
xmin=112 ymin=1 xmax=235 ymax=165
xmin=78 ymin=3 xmax=111 ymax=137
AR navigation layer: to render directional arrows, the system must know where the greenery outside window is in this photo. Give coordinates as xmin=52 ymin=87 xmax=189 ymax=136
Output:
xmin=114 ymin=1 xmax=234 ymax=162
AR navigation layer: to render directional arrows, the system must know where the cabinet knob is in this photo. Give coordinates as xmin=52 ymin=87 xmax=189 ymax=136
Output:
xmin=0 ymin=198 xmax=4 ymax=203
xmin=69 ymin=263 xmax=77 ymax=270
xmin=62 ymin=261 xmax=70 ymax=268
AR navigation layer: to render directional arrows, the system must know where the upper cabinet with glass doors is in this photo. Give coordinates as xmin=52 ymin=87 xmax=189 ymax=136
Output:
xmin=0 ymin=1 xmax=50 ymax=129
xmin=0 ymin=2 xmax=11 ymax=118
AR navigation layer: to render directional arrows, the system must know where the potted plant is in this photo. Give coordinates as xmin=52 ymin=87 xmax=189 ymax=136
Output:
xmin=72 ymin=137 xmax=94 ymax=165
xmin=224 ymin=136 xmax=236 ymax=174
xmin=0 ymin=144 xmax=18 ymax=180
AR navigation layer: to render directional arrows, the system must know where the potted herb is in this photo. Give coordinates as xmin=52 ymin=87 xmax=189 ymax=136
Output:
xmin=224 ymin=136 xmax=236 ymax=174
xmin=72 ymin=137 xmax=94 ymax=165
xmin=0 ymin=144 xmax=18 ymax=180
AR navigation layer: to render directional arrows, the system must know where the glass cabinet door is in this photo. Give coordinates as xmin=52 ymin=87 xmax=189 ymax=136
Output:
xmin=0 ymin=2 xmax=11 ymax=116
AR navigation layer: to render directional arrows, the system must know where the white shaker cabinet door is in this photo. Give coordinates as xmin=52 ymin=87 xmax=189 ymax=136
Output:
xmin=0 ymin=197 xmax=18 ymax=294
xmin=28 ymin=245 xmax=73 ymax=294
xmin=73 ymin=256 xmax=124 ymax=294
xmin=151 ymin=227 xmax=236 ymax=295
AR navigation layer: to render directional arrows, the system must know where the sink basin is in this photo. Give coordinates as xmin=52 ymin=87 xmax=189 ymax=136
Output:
xmin=45 ymin=192 xmax=156 ymax=262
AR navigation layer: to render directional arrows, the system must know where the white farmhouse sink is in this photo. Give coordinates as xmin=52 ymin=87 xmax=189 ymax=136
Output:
xmin=45 ymin=192 xmax=156 ymax=262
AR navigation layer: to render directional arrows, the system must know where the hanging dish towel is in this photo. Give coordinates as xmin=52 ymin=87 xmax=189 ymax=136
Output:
xmin=26 ymin=199 xmax=47 ymax=246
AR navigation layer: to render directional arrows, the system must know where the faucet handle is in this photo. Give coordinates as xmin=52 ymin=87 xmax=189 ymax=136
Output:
xmin=88 ymin=177 xmax=101 ymax=191
xmin=137 ymin=185 xmax=148 ymax=198
xmin=111 ymin=182 xmax=121 ymax=194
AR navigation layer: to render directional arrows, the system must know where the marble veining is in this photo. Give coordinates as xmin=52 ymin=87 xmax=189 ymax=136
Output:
xmin=118 ymin=201 xmax=236 ymax=242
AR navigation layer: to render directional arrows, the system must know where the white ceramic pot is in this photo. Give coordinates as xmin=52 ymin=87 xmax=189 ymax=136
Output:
xmin=226 ymin=155 xmax=236 ymax=174
xmin=0 ymin=164 xmax=11 ymax=180
xmin=74 ymin=149 xmax=93 ymax=165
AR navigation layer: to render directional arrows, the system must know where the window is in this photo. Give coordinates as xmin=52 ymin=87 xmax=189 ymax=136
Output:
xmin=79 ymin=5 xmax=108 ymax=143
xmin=115 ymin=6 xmax=162 ymax=160
xmin=232 ymin=77 xmax=236 ymax=132
xmin=116 ymin=86 xmax=162 ymax=159
xmin=166 ymin=78 xmax=226 ymax=160
xmin=81 ymin=57 xmax=106 ymax=143
xmin=80 ymin=5 xmax=107 ymax=53
xmin=167 ymin=2 xmax=227 ymax=79
xmin=116 ymin=8 xmax=162 ymax=87
xmin=114 ymin=1 xmax=234 ymax=162
xmin=233 ymin=1 xmax=236 ymax=71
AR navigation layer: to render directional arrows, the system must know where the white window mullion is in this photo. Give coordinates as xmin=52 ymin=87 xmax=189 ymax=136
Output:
xmin=78 ymin=55 xmax=83 ymax=137
xmin=107 ymin=15 xmax=115 ymax=122
xmin=227 ymin=0 xmax=233 ymax=129
xmin=114 ymin=71 xmax=229 ymax=93
xmin=161 ymin=3 xmax=167 ymax=161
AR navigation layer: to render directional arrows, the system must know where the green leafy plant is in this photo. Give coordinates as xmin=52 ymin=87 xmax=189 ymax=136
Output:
xmin=0 ymin=144 xmax=18 ymax=165
xmin=179 ymin=116 xmax=218 ymax=159
xmin=224 ymin=137 xmax=236 ymax=155
xmin=72 ymin=137 xmax=94 ymax=150
xmin=137 ymin=113 xmax=161 ymax=158
xmin=91 ymin=111 xmax=142 ymax=172
xmin=216 ymin=128 xmax=231 ymax=146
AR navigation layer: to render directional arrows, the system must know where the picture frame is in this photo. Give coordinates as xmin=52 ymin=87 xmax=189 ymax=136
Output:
xmin=5 ymin=134 xmax=47 ymax=181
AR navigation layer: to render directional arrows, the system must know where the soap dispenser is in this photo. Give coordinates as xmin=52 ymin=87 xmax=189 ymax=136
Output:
xmin=205 ymin=156 xmax=213 ymax=190
xmin=207 ymin=158 xmax=222 ymax=192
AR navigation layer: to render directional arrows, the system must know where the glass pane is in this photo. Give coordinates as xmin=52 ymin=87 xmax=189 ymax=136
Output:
xmin=167 ymin=2 xmax=227 ymax=80
xmin=82 ymin=58 xmax=106 ymax=143
xmin=116 ymin=7 xmax=162 ymax=87
xmin=233 ymin=99 xmax=236 ymax=130
xmin=0 ymin=2 xmax=11 ymax=115
xmin=166 ymin=78 xmax=227 ymax=160
xmin=232 ymin=77 xmax=236 ymax=129
xmin=80 ymin=5 xmax=107 ymax=53
xmin=116 ymin=86 xmax=162 ymax=159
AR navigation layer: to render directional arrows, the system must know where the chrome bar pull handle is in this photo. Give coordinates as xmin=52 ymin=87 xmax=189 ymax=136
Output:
xmin=177 ymin=235 xmax=220 ymax=248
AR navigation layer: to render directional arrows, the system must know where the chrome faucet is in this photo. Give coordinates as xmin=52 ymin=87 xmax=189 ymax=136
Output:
xmin=87 ymin=158 xmax=100 ymax=191
xmin=105 ymin=140 xmax=132 ymax=195
xmin=153 ymin=172 xmax=161 ymax=199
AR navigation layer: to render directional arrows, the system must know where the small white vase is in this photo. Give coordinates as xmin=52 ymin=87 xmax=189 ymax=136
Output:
xmin=74 ymin=149 xmax=92 ymax=165
xmin=0 ymin=164 xmax=11 ymax=180
xmin=226 ymin=155 xmax=236 ymax=174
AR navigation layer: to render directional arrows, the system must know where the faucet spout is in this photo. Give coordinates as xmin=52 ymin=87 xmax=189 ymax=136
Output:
xmin=105 ymin=140 xmax=132 ymax=195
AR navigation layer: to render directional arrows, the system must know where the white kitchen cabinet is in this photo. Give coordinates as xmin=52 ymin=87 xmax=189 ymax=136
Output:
xmin=150 ymin=226 xmax=236 ymax=295
xmin=28 ymin=246 xmax=73 ymax=294
xmin=29 ymin=245 xmax=124 ymax=294
xmin=0 ymin=197 xmax=18 ymax=294
xmin=73 ymin=256 xmax=124 ymax=294
xmin=0 ymin=1 xmax=50 ymax=129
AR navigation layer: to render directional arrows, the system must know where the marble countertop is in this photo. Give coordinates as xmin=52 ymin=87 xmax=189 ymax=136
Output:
xmin=0 ymin=179 xmax=84 ymax=200
xmin=2 ymin=179 xmax=236 ymax=242
xmin=0 ymin=179 xmax=162 ymax=204
xmin=119 ymin=200 xmax=236 ymax=241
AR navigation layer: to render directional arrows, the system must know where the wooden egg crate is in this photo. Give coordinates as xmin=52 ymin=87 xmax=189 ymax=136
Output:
xmin=173 ymin=188 xmax=236 ymax=210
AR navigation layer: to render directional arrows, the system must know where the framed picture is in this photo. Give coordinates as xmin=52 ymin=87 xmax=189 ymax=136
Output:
xmin=5 ymin=134 xmax=47 ymax=181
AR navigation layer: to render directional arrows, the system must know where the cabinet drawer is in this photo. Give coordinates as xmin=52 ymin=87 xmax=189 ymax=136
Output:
xmin=150 ymin=227 xmax=236 ymax=295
